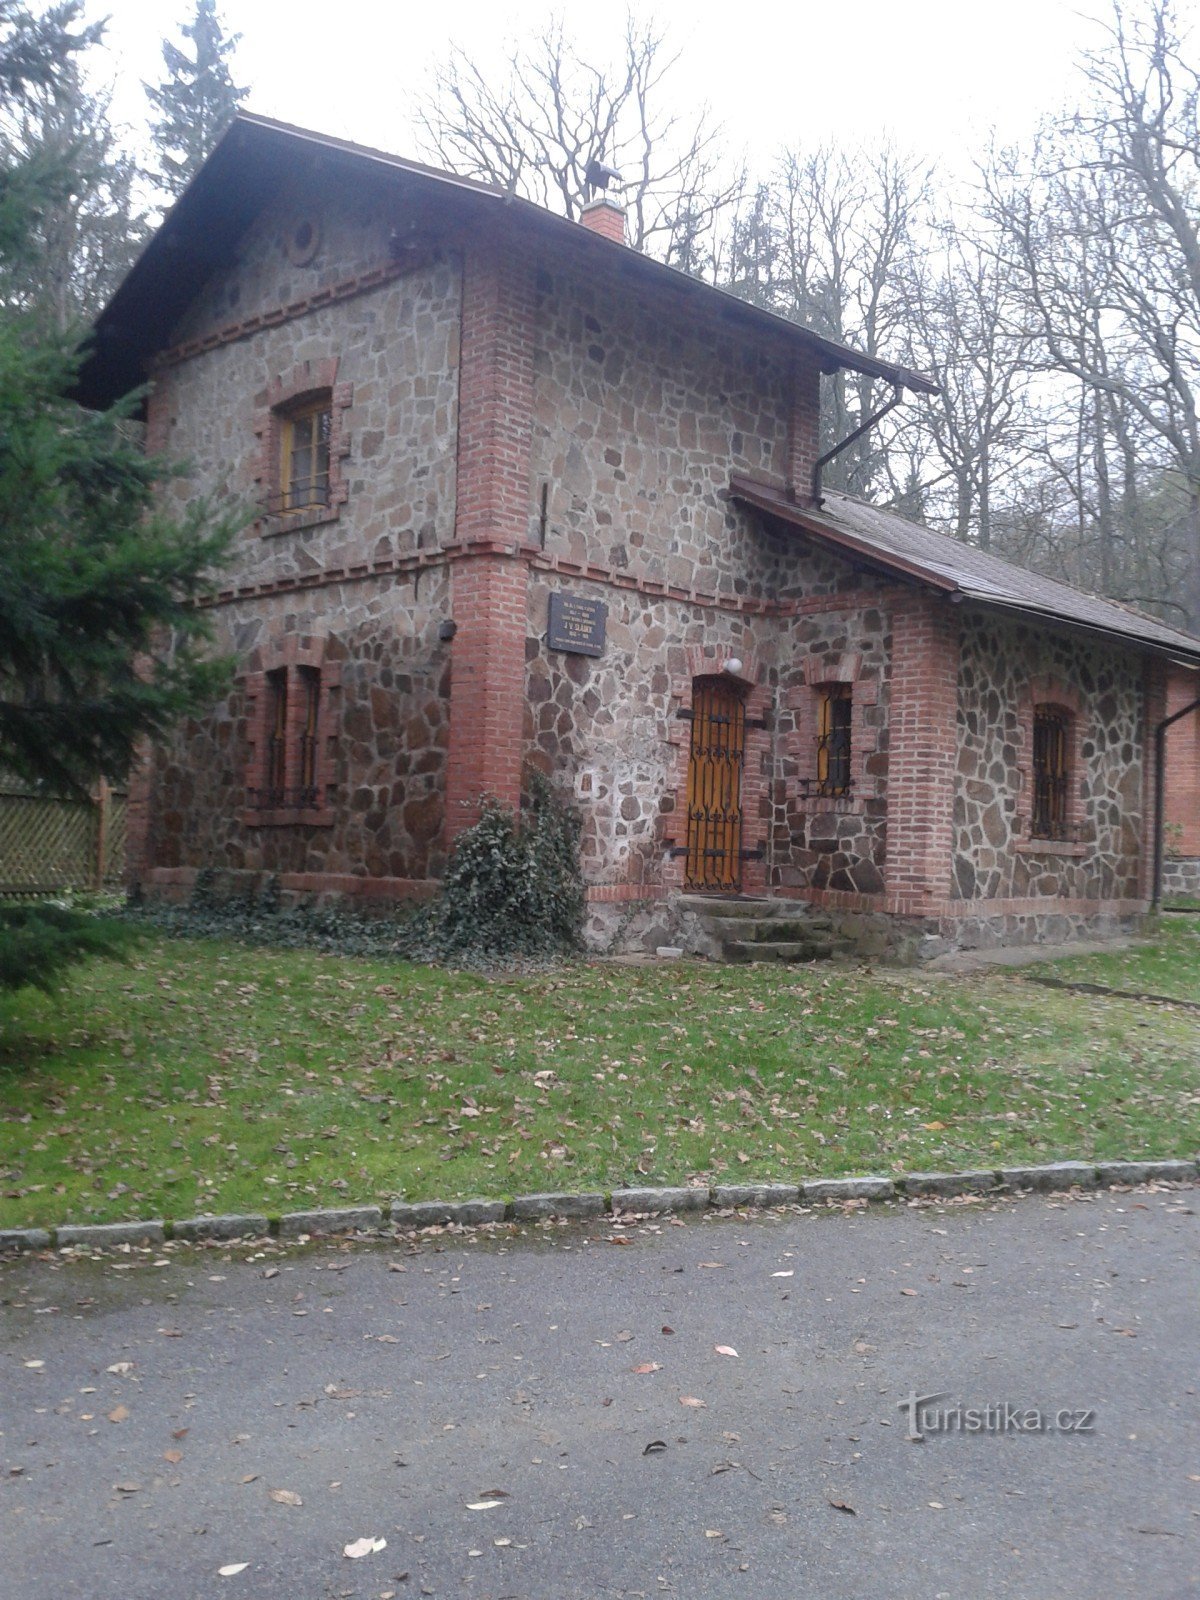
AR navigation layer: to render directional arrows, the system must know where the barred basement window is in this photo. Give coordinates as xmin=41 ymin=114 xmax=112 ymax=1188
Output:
xmin=1032 ymin=706 xmax=1069 ymax=839
xmin=279 ymin=394 xmax=332 ymax=513
xmin=250 ymin=665 xmax=325 ymax=813
xmin=816 ymin=684 xmax=852 ymax=796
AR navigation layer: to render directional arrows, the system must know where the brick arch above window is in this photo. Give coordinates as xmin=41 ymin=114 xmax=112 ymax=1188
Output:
xmin=243 ymin=633 xmax=341 ymax=827
xmin=252 ymin=358 xmax=353 ymax=536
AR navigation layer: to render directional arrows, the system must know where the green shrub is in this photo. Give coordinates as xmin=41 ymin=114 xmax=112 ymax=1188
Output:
xmin=431 ymin=772 xmax=585 ymax=958
xmin=0 ymin=902 xmax=139 ymax=995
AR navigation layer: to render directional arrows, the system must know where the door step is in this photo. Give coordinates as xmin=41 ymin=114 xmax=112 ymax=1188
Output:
xmin=675 ymin=897 xmax=843 ymax=963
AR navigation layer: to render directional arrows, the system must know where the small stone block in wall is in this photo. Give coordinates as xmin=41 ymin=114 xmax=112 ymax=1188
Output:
xmin=802 ymin=1177 xmax=895 ymax=1203
xmin=0 ymin=1228 xmax=52 ymax=1252
xmin=901 ymin=1171 xmax=997 ymax=1198
xmin=172 ymin=1214 xmax=270 ymax=1242
xmin=998 ymin=1162 xmax=1098 ymax=1191
xmin=512 ymin=1192 xmax=606 ymax=1221
xmin=611 ymin=1186 xmax=709 ymax=1215
xmin=278 ymin=1206 xmax=383 ymax=1238
xmin=446 ymin=1199 xmax=508 ymax=1226
xmin=1096 ymin=1159 xmax=1198 ymax=1185
xmin=57 ymin=1220 xmax=165 ymax=1248
xmin=712 ymin=1184 xmax=802 ymax=1209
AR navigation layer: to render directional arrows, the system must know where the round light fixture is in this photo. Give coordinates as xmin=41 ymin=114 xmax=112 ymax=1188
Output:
xmin=723 ymin=657 xmax=744 ymax=676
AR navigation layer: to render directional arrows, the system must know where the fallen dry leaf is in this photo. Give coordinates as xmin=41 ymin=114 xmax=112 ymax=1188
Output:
xmin=269 ymin=1488 xmax=302 ymax=1507
xmin=899 ymin=1289 xmax=919 ymax=1298
xmin=107 ymin=1405 xmax=129 ymax=1424
xmin=661 ymin=1325 xmax=675 ymax=1335
xmin=466 ymin=1500 xmax=501 ymax=1511
xmin=23 ymin=1359 xmax=44 ymax=1370
xmin=631 ymin=1362 xmax=662 ymax=1374
xmin=163 ymin=1449 xmax=183 ymax=1465
xmin=771 ymin=1270 xmax=794 ymax=1279
xmin=828 ymin=1499 xmax=856 ymax=1515
xmin=679 ymin=1395 xmax=706 ymax=1408
xmin=218 ymin=1564 xmax=248 ymax=1578
xmin=343 ymin=1536 xmax=386 ymax=1559
xmin=114 ymin=1482 xmax=140 ymax=1495
xmin=714 ymin=1345 xmax=739 ymax=1358
xmin=698 ymin=1262 xmax=725 ymax=1269
xmin=643 ymin=1439 xmax=668 ymax=1454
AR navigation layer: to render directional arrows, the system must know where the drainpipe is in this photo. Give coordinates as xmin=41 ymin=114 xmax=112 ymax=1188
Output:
xmin=1152 ymin=693 xmax=1200 ymax=910
xmin=813 ymin=382 xmax=905 ymax=506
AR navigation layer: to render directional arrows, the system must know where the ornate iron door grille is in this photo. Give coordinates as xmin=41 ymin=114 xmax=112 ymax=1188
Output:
xmin=685 ymin=677 xmax=745 ymax=891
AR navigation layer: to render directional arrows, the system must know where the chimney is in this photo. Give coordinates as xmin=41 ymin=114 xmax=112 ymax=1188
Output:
xmin=580 ymin=194 xmax=626 ymax=245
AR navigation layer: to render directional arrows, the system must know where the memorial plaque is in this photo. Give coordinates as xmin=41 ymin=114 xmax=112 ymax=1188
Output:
xmin=547 ymin=592 xmax=607 ymax=657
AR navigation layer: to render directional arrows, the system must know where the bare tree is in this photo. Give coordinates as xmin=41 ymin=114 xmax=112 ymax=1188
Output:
xmin=896 ymin=225 xmax=1035 ymax=547
xmin=416 ymin=14 xmax=739 ymax=267
xmin=984 ymin=0 xmax=1200 ymax=624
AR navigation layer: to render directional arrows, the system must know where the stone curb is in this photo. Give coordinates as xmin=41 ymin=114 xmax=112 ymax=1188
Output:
xmin=2 ymin=1159 xmax=1197 ymax=1255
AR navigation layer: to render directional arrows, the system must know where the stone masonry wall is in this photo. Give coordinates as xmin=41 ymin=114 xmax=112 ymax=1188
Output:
xmin=144 ymin=572 xmax=452 ymax=885
xmin=137 ymin=181 xmax=463 ymax=890
xmin=953 ymin=611 xmax=1145 ymax=903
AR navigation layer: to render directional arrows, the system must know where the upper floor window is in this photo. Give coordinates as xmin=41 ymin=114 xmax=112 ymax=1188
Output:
xmin=279 ymin=395 xmax=332 ymax=513
xmin=1032 ymin=706 xmax=1070 ymax=839
xmin=816 ymin=684 xmax=852 ymax=797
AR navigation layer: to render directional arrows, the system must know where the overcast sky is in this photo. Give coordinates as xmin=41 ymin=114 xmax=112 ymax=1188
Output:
xmin=89 ymin=0 xmax=1192 ymax=178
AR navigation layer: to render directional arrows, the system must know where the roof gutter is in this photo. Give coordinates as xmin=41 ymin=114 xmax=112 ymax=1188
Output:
xmin=813 ymin=382 xmax=906 ymax=507
xmin=1152 ymin=694 xmax=1200 ymax=911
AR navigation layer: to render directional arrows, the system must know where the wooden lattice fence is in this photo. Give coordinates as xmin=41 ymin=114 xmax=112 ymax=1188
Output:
xmin=0 ymin=783 xmax=127 ymax=897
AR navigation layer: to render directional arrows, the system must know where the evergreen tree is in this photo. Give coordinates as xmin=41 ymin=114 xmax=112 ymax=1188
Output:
xmin=145 ymin=0 xmax=244 ymax=201
xmin=0 ymin=61 xmax=146 ymax=328
xmin=0 ymin=2 xmax=238 ymax=995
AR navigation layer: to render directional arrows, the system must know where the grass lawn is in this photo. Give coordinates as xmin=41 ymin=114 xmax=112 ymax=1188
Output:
xmin=1 ymin=934 xmax=1199 ymax=1230
xmin=1041 ymin=913 xmax=1200 ymax=1004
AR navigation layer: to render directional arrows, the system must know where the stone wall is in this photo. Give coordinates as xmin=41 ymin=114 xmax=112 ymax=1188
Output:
xmin=953 ymin=612 xmax=1145 ymax=903
xmin=142 ymin=572 xmax=453 ymax=887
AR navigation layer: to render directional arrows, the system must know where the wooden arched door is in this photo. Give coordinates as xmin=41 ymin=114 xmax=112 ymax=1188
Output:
xmin=685 ymin=676 xmax=746 ymax=892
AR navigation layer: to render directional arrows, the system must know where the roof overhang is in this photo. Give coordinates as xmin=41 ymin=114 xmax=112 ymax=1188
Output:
xmin=74 ymin=111 xmax=938 ymax=412
xmin=730 ymin=473 xmax=1200 ymax=667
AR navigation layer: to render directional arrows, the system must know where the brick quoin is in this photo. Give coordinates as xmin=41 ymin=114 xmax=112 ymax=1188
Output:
xmin=445 ymin=226 xmax=536 ymax=839
xmin=884 ymin=592 xmax=960 ymax=908
xmin=787 ymin=356 xmax=822 ymax=506
xmin=1164 ymin=662 xmax=1200 ymax=856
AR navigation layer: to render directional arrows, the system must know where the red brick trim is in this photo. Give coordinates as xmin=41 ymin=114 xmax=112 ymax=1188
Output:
xmin=1163 ymin=663 xmax=1200 ymax=855
xmin=251 ymin=358 xmax=352 ymax=536
xmin=149 ymin=259 xmax=417 ymax=373
xmin=1140 ymin=657 xmax=1169 ymax=900
xmin=785 ymin=649 xmax=881 ymax=813
xmin=242 ymin=634 xmax=341 ymax=827
xmin=1014 ymin=674 xmax=1087 ymax=843
xmin=884 ymin=593 xmax=960 ymax=904
xmin=142 ymin=866 xmax=439 ymax=903
xmin=585 ymin=882 xmax=668 ymax=903
xmin=786 ymin=356 xmax=822 ymax=507
xmin=661 ymin=646 xmax=769 ymax=895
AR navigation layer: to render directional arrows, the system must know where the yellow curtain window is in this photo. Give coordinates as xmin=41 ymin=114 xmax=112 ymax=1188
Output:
xmin=281 ymin=399 xmax=332 ymax=511
xmin=816 ymin=685 xmax=852 ymax=796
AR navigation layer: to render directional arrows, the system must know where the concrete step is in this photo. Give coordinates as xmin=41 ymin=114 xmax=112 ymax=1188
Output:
xmin=681 ymin=896 xmax=776 ymax=919
xmin=721 ymin=938 xmax=835 ymax=964
xmin=705 ymin=915 xmax=830 ymax=944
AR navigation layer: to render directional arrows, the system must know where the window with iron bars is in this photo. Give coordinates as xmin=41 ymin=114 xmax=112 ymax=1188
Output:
xmin=251 ymin=665 xmax=323 ymax=812
xmin=815 ymin=685 xmax=852 ymax=797
xmin=1031 ymin=706 xmax=1069 ymax=839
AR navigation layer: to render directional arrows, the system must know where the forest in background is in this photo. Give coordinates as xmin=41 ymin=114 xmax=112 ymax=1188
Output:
xmin=15 ymin=0 xmax=1200 ymax=629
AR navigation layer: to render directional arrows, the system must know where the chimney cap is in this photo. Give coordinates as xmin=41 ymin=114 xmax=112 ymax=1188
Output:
xmin=585 ymin=156 xmax=622 ymax=197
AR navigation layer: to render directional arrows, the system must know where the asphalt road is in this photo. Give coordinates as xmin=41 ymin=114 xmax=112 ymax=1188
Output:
xmin=1 ymin=1188 xmax=1197 ymax=1599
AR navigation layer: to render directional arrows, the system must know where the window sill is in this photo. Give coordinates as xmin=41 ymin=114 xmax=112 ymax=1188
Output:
xmin=243 ymin=807 xmax=335 ymax=829
xmin=261 ymin=506 xmax=340 ymax=537
xmin=1015 ymin=837 xmax=1087 ymax=858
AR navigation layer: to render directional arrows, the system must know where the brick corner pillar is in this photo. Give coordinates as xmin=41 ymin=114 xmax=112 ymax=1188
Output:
xmin=444 ymin=227 xmax=535 ymax=843
xmin=884 ymin=592 xmax=961 ymax=913
xmin=786 ymin=354 xmax=822 ymax=508
xmin=1139 ymin=653 xmax=1170 ymax=903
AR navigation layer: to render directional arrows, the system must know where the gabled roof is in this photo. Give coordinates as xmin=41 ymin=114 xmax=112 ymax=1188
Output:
xmin=75 ymin=110 xmax=938 ymax=411
xmin=730 ymin=474 xmax=1200 ymax=664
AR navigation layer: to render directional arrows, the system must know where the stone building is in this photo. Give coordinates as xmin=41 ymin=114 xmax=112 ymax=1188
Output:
xmin=77 ymin=112 xmax=1200 ymax=958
